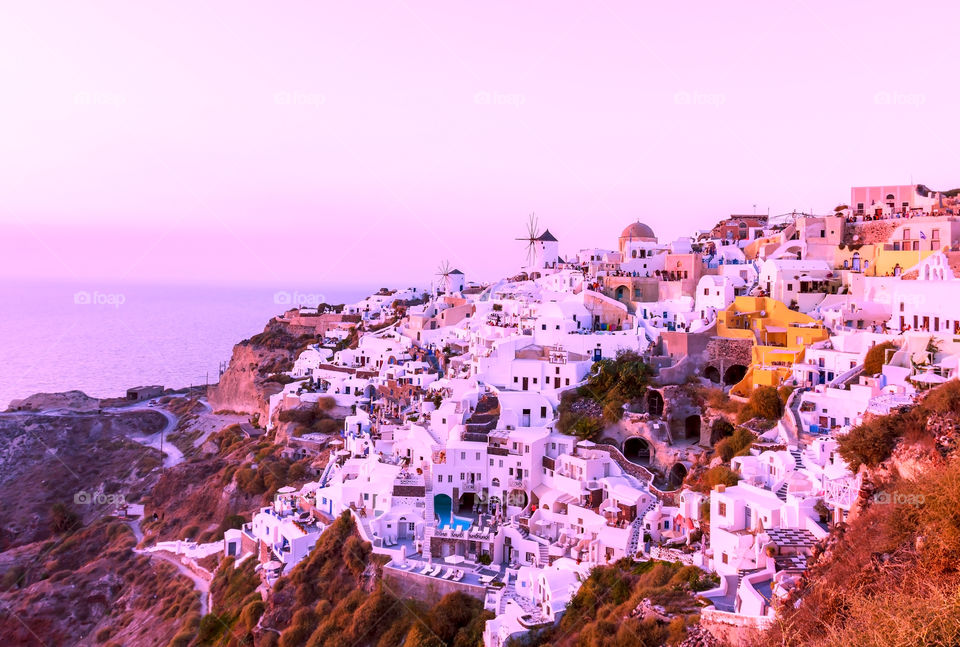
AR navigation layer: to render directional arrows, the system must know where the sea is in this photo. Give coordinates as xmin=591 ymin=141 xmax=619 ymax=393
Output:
xmin=0 ymin=280 xmax=381 ymax=409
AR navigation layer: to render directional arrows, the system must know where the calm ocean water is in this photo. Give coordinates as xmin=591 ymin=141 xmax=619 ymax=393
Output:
xmin=0 ymin=281 xmax=379 ymax=409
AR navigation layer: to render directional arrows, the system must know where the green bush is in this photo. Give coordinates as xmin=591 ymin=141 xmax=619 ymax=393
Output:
xmin=715 ymin=427 xmax=756 ymax=462
xmin=701 ymin=466 xmax=740 ymax=490
xmin=838 ymin=411 xmax=904 ymax=471
xmin=738 ymin=385 xmax=783 ymax=422
xmin=864 ymin=341 xmax=897 ymax=376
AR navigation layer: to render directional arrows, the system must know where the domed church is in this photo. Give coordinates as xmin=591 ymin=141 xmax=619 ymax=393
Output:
xmin=618 ymin=221 xmax=659 ymax=259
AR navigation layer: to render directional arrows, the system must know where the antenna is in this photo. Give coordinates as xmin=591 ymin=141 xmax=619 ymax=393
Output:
xmin=515 ymin=213 xmax=541 ymax=268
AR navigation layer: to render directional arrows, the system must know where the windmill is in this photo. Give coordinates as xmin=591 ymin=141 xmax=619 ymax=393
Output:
xmin=435 ymin=260 xmax=454 ymax=295
xmin=516 ymin=213 xmax=540 ymax=268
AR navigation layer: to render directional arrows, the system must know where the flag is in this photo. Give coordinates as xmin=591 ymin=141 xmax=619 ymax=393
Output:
xmin=920 ymin=231 xmax=927 ymax=239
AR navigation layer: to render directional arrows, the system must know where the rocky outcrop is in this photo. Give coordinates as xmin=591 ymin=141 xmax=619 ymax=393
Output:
xmin=6 ymin=390 xmax=100 ymax=412
xmin=207 ymin=320 xmax=312 ymax=420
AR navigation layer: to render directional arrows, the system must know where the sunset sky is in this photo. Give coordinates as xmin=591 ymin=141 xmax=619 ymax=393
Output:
xmin=2 ymin=1 xmax=958 ymax=287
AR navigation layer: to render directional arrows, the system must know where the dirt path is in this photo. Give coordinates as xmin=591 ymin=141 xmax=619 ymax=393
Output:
xmin=129 ymin=518 xmax=211 ymax=616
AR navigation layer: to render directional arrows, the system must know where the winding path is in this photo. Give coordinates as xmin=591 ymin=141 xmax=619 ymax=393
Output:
xmin=128 ymin=519 xmax=212 ymax=615
xmin=104 ymin=404 xmax=184 ymax=467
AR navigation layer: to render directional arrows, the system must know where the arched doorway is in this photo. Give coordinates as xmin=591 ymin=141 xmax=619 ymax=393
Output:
xmin=684 ymin=414 xmax=701 ymax=440
xmin=459 ymin=492 xmax=475 ymax=512
xmin=668 ymin=463 xmax=688 ymax=489
xmin=615 ymin=286 xmax=626 ymax=301
xmin=723 ymin=364 xmax=748 ymax=385
xmin=623 ymin=437 xmax=651 ymax=466
xmin=704 ymin=366 xmax=721 ymax=383
xmin=647 ymin=390 xmax=664 ymax=416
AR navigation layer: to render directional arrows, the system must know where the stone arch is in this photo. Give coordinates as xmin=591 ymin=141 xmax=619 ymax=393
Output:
xmin=723 ymin=364 xmax=748 ymax=385
xmin=684 ymin=414 xmax=701 ymax=440
xmin=615 ymin=286 xmax=626 ymax=301
xmin=668 ymin=463 xmax=688 ymax=489
xmin=704 ymin=366 xmax=721 ymax=383
xmin=623 ymin=437 xmax=651 ymax=466
xmin=647 ymin=390 xmax=664 ymax=416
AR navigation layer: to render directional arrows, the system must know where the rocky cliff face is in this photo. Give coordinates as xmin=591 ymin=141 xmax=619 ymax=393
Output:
xmin=207 ymin=320 xmax=314 ymax=420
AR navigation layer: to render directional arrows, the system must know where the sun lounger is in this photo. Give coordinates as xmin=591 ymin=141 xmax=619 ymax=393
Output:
xmin=453 ymin=569 xmax=464 ymax=582
xmin=419 ymin=564 xmax=433 ymax=575
xmin=430 ymin=565 xmax=443 ymax=576
xmin=479 ymin=574 xmax=493 ymax=584
xmin=443 ymin=568 xmax=456 ymax=579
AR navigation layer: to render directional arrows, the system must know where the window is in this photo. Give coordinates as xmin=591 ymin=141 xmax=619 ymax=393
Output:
xmin=718 ymin=502 xmax=727 ymax=516
xmin=722 ymin=553 xmax=728 ymax=564
xmin=903 ymin=228 xmax=911 ymax=240
xmin=540 ymin=406 xmax=547 ymax=417
xmin=513 ymin=376 xmax=518 ymax=383
xmin=438 ymin=475 xmax=442 ymax=483
xmin=704 ymin=288 xmax=709 ymax=296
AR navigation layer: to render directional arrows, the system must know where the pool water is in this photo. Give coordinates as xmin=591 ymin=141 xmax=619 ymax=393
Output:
xmin=434 ymin=495 xmax=472 ymax=530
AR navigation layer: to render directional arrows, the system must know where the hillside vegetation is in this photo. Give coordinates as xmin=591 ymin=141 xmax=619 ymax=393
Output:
xmin=200 ymin=513 xmax=492 ymax=647
xmin=757 ymin=380 xmax=960 ymax=647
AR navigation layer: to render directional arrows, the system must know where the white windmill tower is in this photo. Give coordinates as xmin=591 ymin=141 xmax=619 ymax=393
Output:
xmin=435 ymin=260 xmax=465 ymax=295
xmin=516 ymin=213 xmax=559 ymax=272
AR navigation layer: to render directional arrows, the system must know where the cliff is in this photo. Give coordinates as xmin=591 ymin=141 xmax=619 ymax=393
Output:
xmin=207 ymin=320 xmax=315 ymax=420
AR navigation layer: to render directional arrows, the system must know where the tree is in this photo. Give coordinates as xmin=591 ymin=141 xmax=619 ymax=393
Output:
xmin=864 ymin=341 xmax=897 ymax=376
xmin=738 ymin=385 xmax=783 ymax=422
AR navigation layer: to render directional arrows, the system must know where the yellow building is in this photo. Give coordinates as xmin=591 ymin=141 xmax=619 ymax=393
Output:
xmin=718 ymin=296 xmax=828 ymax=397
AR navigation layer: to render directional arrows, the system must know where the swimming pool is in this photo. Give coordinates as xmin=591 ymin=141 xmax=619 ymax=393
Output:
xmin=434 ymin=495 xmax=472 ymax=530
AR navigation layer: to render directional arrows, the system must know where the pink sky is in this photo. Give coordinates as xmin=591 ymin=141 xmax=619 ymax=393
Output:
xmin=2 ymin=1 xmax=958 ymax=287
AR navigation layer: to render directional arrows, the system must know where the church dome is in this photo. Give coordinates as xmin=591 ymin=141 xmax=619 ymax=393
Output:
xmin=620 ymin=221 xmax=656 ymax=240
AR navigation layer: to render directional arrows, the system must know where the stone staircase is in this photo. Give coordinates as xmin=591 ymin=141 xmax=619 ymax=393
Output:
xmin=789 ymin=448 xmax=804 ymax=469
xmin=626 ymin=518 xmax=644 ymax=557
xmin=736 ymin=567 xmax=760 ymax=598
xmin=424 ymin=468 xmax=436 ymax=541
xmin=537 ymin=544 xmax=549 ymax=567
xmin=776 ymin=482 xmax=788 ymax=501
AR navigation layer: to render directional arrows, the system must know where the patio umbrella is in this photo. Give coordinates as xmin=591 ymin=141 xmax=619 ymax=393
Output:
xmin=912 ymin=370 xmax=947 ymax=385
xmin=444 ymin=554 xmax=466 ymax=564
